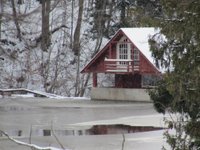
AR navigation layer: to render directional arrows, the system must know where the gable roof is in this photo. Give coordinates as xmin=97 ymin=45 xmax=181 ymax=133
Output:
xmin=81 ymin=27 xmax=160 ymax=73
xmin=121 ymin=28 xmax=159 ymax=65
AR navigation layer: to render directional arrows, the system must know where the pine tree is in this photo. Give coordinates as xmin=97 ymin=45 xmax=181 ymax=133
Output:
xmin=148 ymin=0 xmax=200 ymax=149
xmin=117 ymin=0 xmax=131 ymax=27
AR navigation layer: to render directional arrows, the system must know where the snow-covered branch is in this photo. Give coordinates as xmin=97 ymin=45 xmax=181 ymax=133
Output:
xmin=184 ymin=11 xmax=198 ymax=16
xmin=0 ymin=130 xmax=70 ymax=150
xmin=154 ymin=16 xmax=185 ymax=22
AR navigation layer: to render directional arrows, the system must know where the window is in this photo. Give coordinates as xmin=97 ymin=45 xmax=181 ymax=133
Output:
xmin=117 ymin=37 xmax=131 ymax=65
xmin=119 ymin=43 xmax=128 ymax=64
xmin=133 ymin=48 xmax=139 ymax=66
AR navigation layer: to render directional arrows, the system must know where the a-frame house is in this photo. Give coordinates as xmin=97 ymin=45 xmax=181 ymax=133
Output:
xmin=81 ymin=28 xmax=161 ymax=101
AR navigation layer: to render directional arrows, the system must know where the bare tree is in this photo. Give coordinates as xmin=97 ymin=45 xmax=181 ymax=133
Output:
xmin=72 ymin=0 xmax=84 ymax=56
xmin=11 ymin=0 xmax=22 ymax=41
xmin=73 ymin=0 xmax=84 ymax=96
xmin=0 ymin=130 xmax=69 ymax=150
xmin=41 ymin=0 xmax=51 ymax=51
xmin=0 ymin=0 xmax=4 ymax=39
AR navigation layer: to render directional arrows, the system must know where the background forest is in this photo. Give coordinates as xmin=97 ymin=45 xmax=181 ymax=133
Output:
xmin=0 ymin=0 xmax=160 ymax=96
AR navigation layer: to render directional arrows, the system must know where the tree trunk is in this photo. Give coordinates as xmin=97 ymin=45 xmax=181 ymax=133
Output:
xmin=80 ymin=74 xmax=90 ymax=97
xmin=0 ymin=0 xmax=3 ymax=39
xmin=62 ymin=0 xmax=67 ymax=46
xmin=41 ymin=0 xmax=51 ymax=52
xmin=11 ymin=0 xmax=22 ymax=41
xmin=73 ymin=0 xmax=84 ymax=96
xmin=70 ymin=0 xmax=74 ymax=49
xmin=105 ymin=0 xmax=114 ymax=37
xmin=73 ymin=0 xmax=84 ymax=56
xmin=120 ymin=0 xmax=126 ymax=27
xmin=17 ymin=0 xmax=24 ymax=5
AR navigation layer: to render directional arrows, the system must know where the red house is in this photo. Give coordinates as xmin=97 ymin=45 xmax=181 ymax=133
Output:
xmin=81 ymin=28 xmax=161 ymax=101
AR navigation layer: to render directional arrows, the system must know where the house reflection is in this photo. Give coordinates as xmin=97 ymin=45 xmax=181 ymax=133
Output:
xmin=0 ymin=124 xmax=164 ymax=137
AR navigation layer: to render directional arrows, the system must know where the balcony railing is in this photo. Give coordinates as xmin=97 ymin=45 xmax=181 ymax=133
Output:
xmin=104 ymin=58 xmax=139 ymax=73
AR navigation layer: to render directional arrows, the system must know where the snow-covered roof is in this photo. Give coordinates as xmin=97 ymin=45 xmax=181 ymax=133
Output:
xmin=120 ymin=28 xmax=159 ymax=65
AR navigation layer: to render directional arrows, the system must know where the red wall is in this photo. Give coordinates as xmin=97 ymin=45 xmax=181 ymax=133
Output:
xmin=139 ymin=53 xmax=159 ymax=74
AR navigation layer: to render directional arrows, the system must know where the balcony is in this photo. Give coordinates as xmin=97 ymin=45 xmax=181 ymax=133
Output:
xmin=104 ymin=58 xmax=139 ymax=73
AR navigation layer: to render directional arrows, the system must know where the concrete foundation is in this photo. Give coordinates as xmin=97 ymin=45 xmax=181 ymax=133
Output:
xmin=91 ymin=87 xmax=151 ymax=102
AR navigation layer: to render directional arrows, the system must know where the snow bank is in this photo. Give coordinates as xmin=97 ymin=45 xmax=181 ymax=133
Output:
xmin=0 ymin=88 xmax=90 ymax=100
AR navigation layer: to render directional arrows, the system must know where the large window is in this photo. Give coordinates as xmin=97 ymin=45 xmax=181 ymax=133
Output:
xmin=117 ymin=37 xmax=131 ymax=65
xmin=119 ymin=43 xmax=128 ymax=64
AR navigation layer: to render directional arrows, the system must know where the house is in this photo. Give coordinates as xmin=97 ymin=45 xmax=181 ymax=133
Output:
xmin=81 ymin=28 xmax=161 ymax=101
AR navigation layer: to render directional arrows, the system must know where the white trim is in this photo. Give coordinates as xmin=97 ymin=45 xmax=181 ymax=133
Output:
xmin=105 ymin=58 xmax=133 ymax=62
xmin=106 ymin=70 xmax=128 ymax=72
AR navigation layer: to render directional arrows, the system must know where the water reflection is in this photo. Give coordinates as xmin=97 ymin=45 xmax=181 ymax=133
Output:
xmin=1 ymin=130 xmax=23 ymax=137
xmin=0 ymin=124 xmax=164 ymax=137
xmin=0 ymin=106 xmax=32 ymax=112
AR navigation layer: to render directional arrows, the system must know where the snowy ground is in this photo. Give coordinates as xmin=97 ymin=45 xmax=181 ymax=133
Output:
xmin=0 ymin=98 xmax=170 ymax=150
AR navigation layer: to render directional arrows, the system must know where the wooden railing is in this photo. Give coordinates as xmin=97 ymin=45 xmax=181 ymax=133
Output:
xmin=104 ymin=58 xmax=139 ymax=73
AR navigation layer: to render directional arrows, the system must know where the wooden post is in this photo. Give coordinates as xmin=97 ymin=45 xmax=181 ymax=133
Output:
xmin=109 ymin=43 xmax=112 ymax=58
xmin=127 ymin=61 xmax=129 ymax=72
xmin=93 ymin=73 xmax=97 ymax=87
xmin=131 ymin=60 xmax=134 ymax=73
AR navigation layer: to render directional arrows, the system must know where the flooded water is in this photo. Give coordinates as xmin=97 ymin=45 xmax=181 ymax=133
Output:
xmin=0 ymin=124 xmax=164 ymax=137
xmin=0 ymin=98 xmax=167 ymax=150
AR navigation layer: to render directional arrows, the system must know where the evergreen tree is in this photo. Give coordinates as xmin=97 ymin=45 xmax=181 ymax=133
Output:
xmin=148 ymin=0 xmax=200 ymax=149
xmin=116 ymin=0 xmax=131 ymax=27
xmin=128 ymin=0 xmax=162 ymax=27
